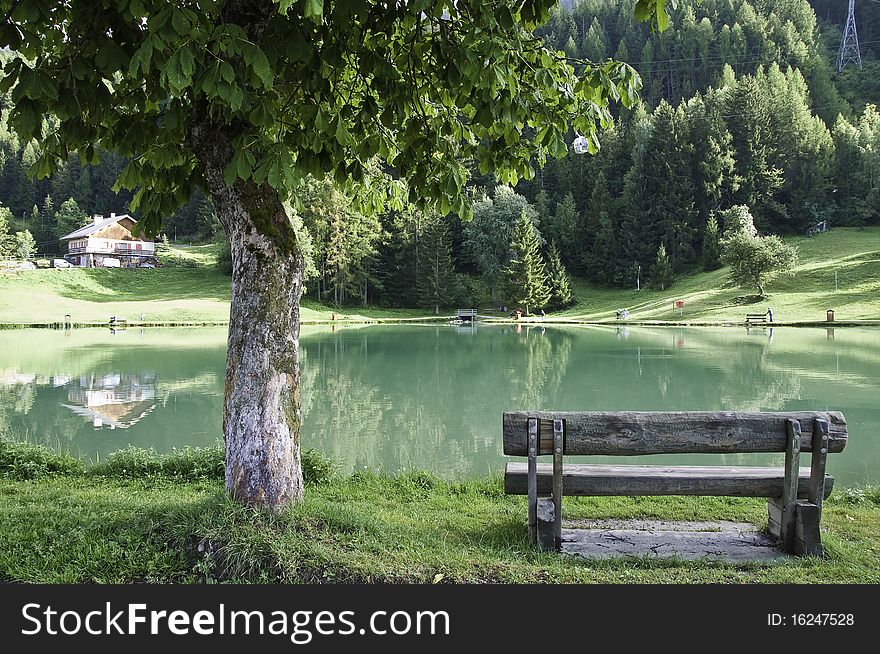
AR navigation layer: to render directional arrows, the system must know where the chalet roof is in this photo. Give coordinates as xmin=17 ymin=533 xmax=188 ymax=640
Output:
xmin=60 ymin=214 xmax=137 ymax=240
xmin=62 ymin=400 xmax=157 ymax=429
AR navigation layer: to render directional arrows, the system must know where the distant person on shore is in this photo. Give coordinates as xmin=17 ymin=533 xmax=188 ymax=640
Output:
xmin=767 ymin=307 xmax=773 ymax=323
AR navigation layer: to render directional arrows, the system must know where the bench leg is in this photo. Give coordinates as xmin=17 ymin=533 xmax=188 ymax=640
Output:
xmin=768 ymin=497 xmax=783 ymax=539
xmin=536 ymin=498 xmax=556 ymax=552
xmin=795 ymin=501 xmax=824 ymax=558
xmin=770 ymin=497 xmax=824 ymax=557
xmin=527 ymin=418 xmax=538 ymax=545
xmin=552 ymin=419 xmax=564 ymax=550
xmin=779 ymin=419 xmax=801 ymax=553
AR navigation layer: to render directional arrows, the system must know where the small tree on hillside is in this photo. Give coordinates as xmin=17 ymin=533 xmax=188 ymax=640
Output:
xmin=702 ymin=213 xmax=723 ymax=270
xmin=546 ymin=242 xmax=575 ymax=310
xmin=720 ymin=206 xmax=798 ymax=296
xmin=649 ymin=243 xmax=674 ymax=290
xmin=14 ymin=229 xmax=36 ymax=260
xmin=506 ymin=210 xmax=550 ymax=315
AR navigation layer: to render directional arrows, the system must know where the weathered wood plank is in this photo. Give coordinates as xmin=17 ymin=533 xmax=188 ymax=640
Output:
xmin=536 ymin=498 xmax=556 ymax=552
xmin=504 ymin=463 xmax=835 ymax=498
xmin=809 ymin=419 xmax=829 ymax=511
xmin=552 ymin=419 xmax=564 ymax=548
xmin=780 ymin=419 xmax=801 ymax=552
xmin=794 ymin=500 xmax=823 ymax=558
xmin=503 ymin=411 xmax=847 ymax=456
xmin=527 ymin=417 xmax=538 ymax=545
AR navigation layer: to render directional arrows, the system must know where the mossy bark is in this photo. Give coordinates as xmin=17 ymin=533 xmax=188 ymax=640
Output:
xmin=192 ymin=123 xmax=304 ymax=510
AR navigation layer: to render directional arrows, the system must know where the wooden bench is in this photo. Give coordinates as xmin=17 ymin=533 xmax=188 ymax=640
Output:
xmin=745 ymin=313 xmax=769 ymax=324
xmin=503 ymin=411 xmax=847 ymax=557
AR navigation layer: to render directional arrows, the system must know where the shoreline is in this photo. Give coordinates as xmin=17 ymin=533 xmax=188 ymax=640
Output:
xmin=1 ymin=318 xmax=878 ymax=330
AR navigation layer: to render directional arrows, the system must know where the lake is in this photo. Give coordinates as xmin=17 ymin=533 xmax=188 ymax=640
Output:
xmin=1 ymin=324 xmax=877 ymax=487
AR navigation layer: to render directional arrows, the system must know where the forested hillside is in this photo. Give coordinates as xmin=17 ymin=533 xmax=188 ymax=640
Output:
xmin=0 ymin=0 xmax=877 ymax=309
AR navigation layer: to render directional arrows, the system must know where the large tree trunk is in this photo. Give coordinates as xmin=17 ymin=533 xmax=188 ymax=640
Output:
xmin=194 ymin=134 xmax=304 ymax=510
xmin=223 ymin=201 xmax=304 ymax=508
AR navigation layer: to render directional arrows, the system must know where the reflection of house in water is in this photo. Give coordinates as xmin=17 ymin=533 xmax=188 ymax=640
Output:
xmin=63 ymin=372 xmax=157 ymax=429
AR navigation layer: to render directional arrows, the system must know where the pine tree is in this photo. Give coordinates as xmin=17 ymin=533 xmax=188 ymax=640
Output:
xmin=702 ymin=213 xmax=723 ymax=271
xmin=649 ymin=243 xmax=674 ymax=291
xmin=620 ymin=101 xmax=697 ymax=279
xmin=725 ymin=74 xmax=782 ymax=229
xmin=546 ymin=242 xmax=575 ymax=310
xmin=37 ymin=194 xmax=55 ymax=251
xmin=591 ymin=211 xmax=617 ymax=286
xmin=505 ymin=210 xmax=550 ymax=315
xmin=686 ymin=90 xmax=737 ymax=225
xmin=546 ymin=192 xmax=577 ymax=266
xmin=417 ymin=219 xmax=457 ymax=314
xmin=581 ymin=171 xmax=613 ymax=279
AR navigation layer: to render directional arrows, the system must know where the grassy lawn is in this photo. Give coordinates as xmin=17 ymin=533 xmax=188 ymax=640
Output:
xmin=1 ymin=227 xmax=878 ymax=325
xmin=1 ymin=441 xmax=878 ymax=584
xmin=0 ymin=243 xmax=436 ymax=324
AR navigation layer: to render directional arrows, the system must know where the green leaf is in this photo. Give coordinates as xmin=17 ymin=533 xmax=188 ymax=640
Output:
xmin=166 ymin=45 xmax=195 ymax=93
xmin=128 ymin=39 xmax=153 ymax=76
xmin=171 ymin=9 xmax=190 ymax=36
xmin=498 ymin=7 xmax=514 ymax=29
xmin=656 ymin=3 xmax=670 ymax=31
xmin=12 ymin=98 xmax=39 ymax=139
xmin=243 ymin=44 xmax=273 ymax=88
xmin=335 ymin=118 xmax=353 ymax=147
xmin=303 ymin=0 xmax=323 ymax=22
xmin=127 ymin=0 xmax=146 ymax=18
xmin=267 ymin=154 xmax=285 ymax=191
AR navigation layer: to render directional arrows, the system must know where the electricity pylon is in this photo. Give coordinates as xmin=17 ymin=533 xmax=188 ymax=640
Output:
xmin=837 ymin=0 xmax=863 ymax=72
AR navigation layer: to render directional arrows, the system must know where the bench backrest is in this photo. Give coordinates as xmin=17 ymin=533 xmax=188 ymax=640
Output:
xmin=502 ymin=411 xmax=847 ymax=456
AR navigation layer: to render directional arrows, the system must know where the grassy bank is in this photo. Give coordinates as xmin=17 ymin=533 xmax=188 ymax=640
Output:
xmin=1 ymin=228 xmax=879 ymax=326
xmin=0 ymin=243 xmax=436 ymax=325
xmin=546 ymin=226 xmax=880 ymax=324
xmin=1 ymin=441 xmax=878 ymax=583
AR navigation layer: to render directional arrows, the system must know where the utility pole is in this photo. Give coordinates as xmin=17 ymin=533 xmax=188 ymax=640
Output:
xmin=837 ymin=0 xmax=862 ymax=72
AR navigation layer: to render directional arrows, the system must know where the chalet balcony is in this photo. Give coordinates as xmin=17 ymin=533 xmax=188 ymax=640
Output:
xmin=66 ymin=245 xmax=155 ymax=256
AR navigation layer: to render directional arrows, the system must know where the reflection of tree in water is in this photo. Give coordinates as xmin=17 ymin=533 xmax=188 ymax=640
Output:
xmin=0 ymin=370 xmax=40 ymax=436
xmin=0 ymin=372 xmax=72 ymax=446
xmin=1 ymin=383 xmax=36 ymax=417
xmin=715 ymin=338 xmax=802 ymax=411
xmin=506 ymin=327 xmax=572 ymax=409
xmin=299 ymin=326 xmax=576 ymax=475
xmin=299 ymin=333 xmax=385 ymax=472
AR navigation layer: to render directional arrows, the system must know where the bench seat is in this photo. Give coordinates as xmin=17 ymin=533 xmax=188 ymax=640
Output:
xmin=504 ymin=463 xmax=834 ymax=498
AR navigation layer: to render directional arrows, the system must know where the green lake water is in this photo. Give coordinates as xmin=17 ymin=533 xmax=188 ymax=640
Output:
xmin=1 ymin=324 xmax=877 ymax=487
